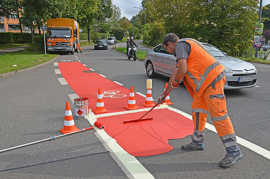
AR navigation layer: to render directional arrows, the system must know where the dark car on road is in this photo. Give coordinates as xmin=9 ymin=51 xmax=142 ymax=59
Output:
xmin=94 ymin=39 xmax=108 ymax=50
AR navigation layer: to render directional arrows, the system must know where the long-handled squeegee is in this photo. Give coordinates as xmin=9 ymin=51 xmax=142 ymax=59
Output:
xmin=123 ymin=102 xmax=160 ymax=124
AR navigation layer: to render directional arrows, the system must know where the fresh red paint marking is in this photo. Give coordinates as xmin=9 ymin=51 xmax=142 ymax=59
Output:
xmin=97 ymin=108 xmax=193 ymax=156
xmin=58 ymin=62 xmax=146 ymax=113
xmin=58 ymin=62 xmax=194 ymax=156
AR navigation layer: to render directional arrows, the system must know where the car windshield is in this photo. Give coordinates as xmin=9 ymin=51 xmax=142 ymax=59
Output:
xmin=48 ymin=28 xmax=71 ymax=38
xmin=203 ymin=44 xmax=226 ymax=57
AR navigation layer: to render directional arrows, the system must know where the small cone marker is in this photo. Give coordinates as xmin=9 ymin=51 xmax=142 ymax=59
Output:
xmin=126 ymin=86 xmax=138 ymax=110
xmin=163 ymin=82 xmax=173 ymax=105
xmin=144 ymin=79 xmax=155 ymax=107
xmin=60 ymin=101 xmax=80 ymax=134
xmin=93 ymin=88 xmax=107 ymax=114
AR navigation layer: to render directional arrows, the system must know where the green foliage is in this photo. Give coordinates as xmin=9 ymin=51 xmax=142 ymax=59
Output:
xmin=141 ymin=0 xmax=258 ymax=57
xmin=0 ymin=33 xmax=33 ymax=43
xmin=111 ymin=28 xmax=125 ymax=40
xmin=143 ymin=22 xmax=165 ymax=47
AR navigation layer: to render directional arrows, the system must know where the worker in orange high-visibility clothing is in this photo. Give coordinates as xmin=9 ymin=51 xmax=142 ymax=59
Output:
xmin=158 ymin=33 xmax=243 ymax=168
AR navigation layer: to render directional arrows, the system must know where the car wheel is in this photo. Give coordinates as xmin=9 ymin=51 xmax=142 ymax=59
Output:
xmin=146 ymin=61 xmax=156 ymax=78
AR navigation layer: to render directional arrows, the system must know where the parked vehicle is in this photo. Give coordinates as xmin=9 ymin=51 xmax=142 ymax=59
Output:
xmin=144 ymin=42 xmax=257 ymax=90
xmin=107 ymin=36 xmax=117 ymax=45
xmin=94 ymin=39 xmax=108 ymax=50
xmin=47 ymin=18 xmax=80 ymax=54
xmin=128 ymin=46 xmax=137 ymax=61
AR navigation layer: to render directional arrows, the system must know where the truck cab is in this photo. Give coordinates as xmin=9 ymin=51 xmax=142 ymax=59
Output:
xmin=46 ymin=18 xmax=80 ymax=54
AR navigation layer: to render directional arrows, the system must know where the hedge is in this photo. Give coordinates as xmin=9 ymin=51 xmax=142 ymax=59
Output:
xmin=0 ymin=33 xmax=35 ymax=43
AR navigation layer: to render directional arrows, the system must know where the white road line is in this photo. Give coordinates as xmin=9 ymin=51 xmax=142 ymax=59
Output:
xmin=136 ymin=92 xmax=146 ymax=97
xmin=113 ymin=81 xmax=124 ymax=86
xmin=54 ymin=62 xmax=58 ymax=67
xmin=95 ymin=104 xmax=168 ymax=118
xmin=86 ymin=112 xmax=155 ymax=179
xmin=99 ymin=74 xmax=106 ymax=78
xmin=54 ymin=69 xmax=61 ymax=75
xmin=167 ymin=106 xmax=270 ymax=160
xmin=57 ymin=78 xmax=68 ymax=85
xmin=68 ymin=93 xmax=79 ymax=104
xmin=90 ymin=68 xmax=95 ymax=71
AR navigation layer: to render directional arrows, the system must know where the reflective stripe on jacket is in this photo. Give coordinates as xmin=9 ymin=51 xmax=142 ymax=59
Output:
xmin=180 ymin=39 xmax=225 ymax=96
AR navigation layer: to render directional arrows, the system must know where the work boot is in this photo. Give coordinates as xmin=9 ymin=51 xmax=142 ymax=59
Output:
xmin=219 ymin=151 xmax=244 ymax=168
xmin=181 ymin=142 xmax=204 ymax=151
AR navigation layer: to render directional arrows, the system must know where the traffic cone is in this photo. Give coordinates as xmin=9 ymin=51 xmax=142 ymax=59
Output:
xmin=126 ymin=86 xmax=138 ymax=110
xmin=144 ymin=88 xmax=155 ymax=107
xmin=93 ymin=88 xmax=107 ymax=114
xmin=60 ymin=101 xmax=80 ymax=134
xmin=163 ymin=82 xmax=173 ymax=105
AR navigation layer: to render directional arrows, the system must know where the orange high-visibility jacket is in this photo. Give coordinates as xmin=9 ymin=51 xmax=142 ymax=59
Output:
xmin=181 ymin=39 xmax=225 ymax=97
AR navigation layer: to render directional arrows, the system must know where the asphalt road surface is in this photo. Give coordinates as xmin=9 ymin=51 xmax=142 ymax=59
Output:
xmin=0 ymin=45 xmax=269 ymax=178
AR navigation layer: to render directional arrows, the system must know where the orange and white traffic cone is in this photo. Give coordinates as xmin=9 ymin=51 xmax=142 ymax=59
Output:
xmin=126 ymin=86 xmax=138 ymax=110
xmin=60 ymin=101 xmax=80 ymax=134
xmin=163 ymin=82 xmax=173 ymax=105
xmin=144 ymin=88 xmax=155 ymax=107
xmin=93 ymin=88 xmax=107 ymax=114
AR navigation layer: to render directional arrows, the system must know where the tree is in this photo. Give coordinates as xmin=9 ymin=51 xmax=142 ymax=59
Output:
xmin=118 ymin=17 xmax=131 ymax=32
xmin=262 ymin=5 xmax=270 ymax=30
xmin=140 ymin=0 xmax=258 ymax=56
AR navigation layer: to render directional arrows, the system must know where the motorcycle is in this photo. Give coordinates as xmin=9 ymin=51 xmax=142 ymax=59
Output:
xmin=128 ymin=46 xmax=137 ymax=61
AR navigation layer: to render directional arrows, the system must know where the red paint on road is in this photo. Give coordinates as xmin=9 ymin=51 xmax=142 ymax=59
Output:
xmin=58 ymin=62 xmax=146 ymax=113
xmin=97 ymin=108 xmax=193 ymax=156
xmin=58 ymin=62 xmax=194 ymax=156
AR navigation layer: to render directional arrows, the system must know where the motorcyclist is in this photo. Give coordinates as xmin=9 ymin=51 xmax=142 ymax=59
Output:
xmin=127 ymin=36 xmax=137 ymax=58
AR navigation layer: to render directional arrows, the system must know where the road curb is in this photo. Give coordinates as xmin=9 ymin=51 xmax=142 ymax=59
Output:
xmin=0 ymin=55 xmax=59 ymax=79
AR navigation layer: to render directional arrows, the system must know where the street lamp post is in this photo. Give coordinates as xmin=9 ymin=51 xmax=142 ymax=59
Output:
xmin=42 ymin=25 xmax=47 ymax=55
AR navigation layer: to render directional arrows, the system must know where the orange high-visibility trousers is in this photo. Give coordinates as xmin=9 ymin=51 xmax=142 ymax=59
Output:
xmin=191 ymin=76 xmax=239 ymax=154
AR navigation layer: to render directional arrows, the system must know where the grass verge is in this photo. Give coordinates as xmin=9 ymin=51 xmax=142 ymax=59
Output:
xmin=0 ymin=45 xmax=57 ymax=74
xmin=0 ymin=43 xmax=28 ymax=50
xmin=80 ymin=40 xmax=94 ymax=47
xmin=240 ymin=57 xmax=270 ymax=65
xmin=115 ymin=47 xmax=147 ymax=61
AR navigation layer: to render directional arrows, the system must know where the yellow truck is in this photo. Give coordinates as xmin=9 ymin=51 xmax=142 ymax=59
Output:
xmin=46 ymin=18 xmax=81 ymax=54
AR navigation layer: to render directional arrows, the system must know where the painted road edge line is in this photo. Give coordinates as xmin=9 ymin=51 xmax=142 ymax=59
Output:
xmin=113 ymin=81 xmax=124 ymax=86
xmin=99 ymin=74 xmax=106 ymax=78
xmin=167 ymin=106 xmax=270 ymax=160
xmin=68 ymin=93 xmax=79 ymax=104
xmin=54 ymin=69 xmax=61 ymax=75
xmin=86 ymin=112 xmax=155 ymax=179
xmin=95 ymin=104 xmax=168 ymax=118
xmin=57 ymin=78 xmax=68 ymax=86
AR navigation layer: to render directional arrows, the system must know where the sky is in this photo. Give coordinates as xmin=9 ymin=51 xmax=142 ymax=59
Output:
xmin=111 ymin=0 xmax=270 ymax=20
xmin=111 ymin=0 xmax=142 ymax=20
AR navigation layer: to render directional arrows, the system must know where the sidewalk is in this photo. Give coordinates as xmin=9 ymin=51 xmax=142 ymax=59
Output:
xmin=0 ymin=47 xmax=25 ymax=54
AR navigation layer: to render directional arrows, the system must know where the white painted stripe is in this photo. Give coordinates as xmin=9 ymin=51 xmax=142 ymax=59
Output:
xmin=57 ymin=78 xmax=68 ymax=85
xmin=98 ymin=94 xmax=103 ymax=99
xmin=147 ymin=90 xmax=152 ymax=94
xmin=114 ymin=81 xmax=124 ymax=86
xmin=86 ymin=112 xmax=155 ymax=179
xmin=165 ymin=96 xmax=170 ymax=100
xmin=96 ymin=102 xmax=104 ymax=107
xmin=167 ymin=106 xmax=270 ymax=161
xmin=99 ymin=74 xmax=106 ymax=78
xmin=65 ymin=110 xmax=72 ymax=116
xmin=128 ymin=100 xmax=136 ymax=104
xmin=54 ymin=62 xmax=58 ymax=67
xmin=68 ymin=93 xmax=79 ymax=104
xmin=54 ymin=69 xmax=61 ymax=75
xmin=90 ymin=68 xmax=95 ymax=71
xmin=64 ymin=120 xmax=75 ymax=126
xmin=146 ymin=97 xmax=153 ymax=101
xmin=136 ymin=92 xmax=146 ymax=97
xmin=95 ymin=104 xmax=168 ymax=118
xmin=130 ymin=93 xmax=135 ymax=97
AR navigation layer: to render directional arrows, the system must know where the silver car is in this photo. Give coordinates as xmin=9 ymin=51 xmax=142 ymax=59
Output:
xmin=144 ymin=43 xmax=257 ymax=90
